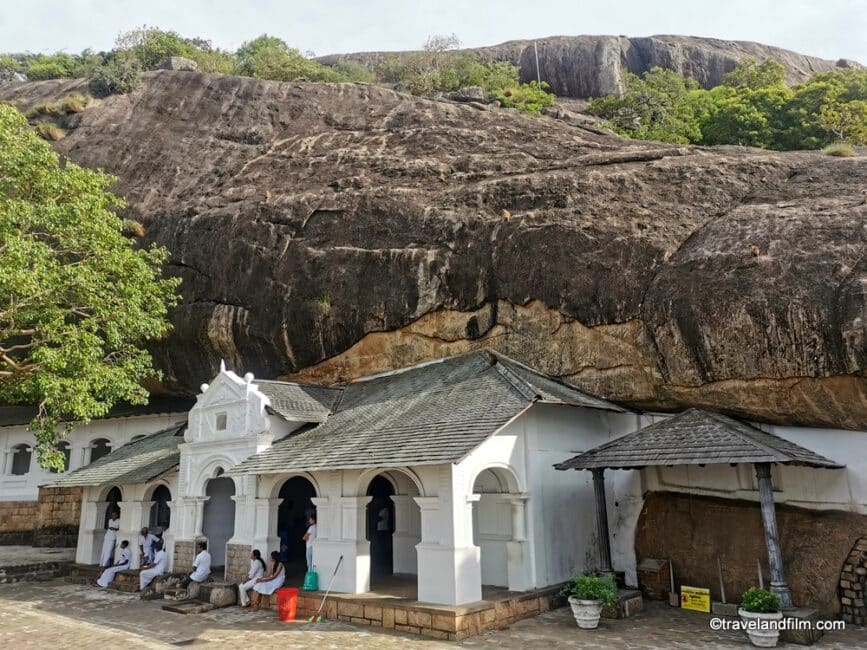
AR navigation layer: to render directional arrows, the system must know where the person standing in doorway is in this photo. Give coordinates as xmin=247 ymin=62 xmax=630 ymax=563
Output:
xmin=180 ymin=540 xmax=211 ymax=588
xmin=303 ymin=515 xmax=317 ymax=571
xmin=98 ymin=511 xmax=120 ymax=575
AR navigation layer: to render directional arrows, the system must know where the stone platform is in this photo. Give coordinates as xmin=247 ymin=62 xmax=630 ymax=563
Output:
xmin=0 ymin=546 xmax=74 ymax=584
xmin=262 ymin=576 xmax=565 ymax=640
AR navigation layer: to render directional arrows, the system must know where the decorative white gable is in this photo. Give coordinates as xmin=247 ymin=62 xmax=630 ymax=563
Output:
xmin=185 ymin=361 xmax=271 ymax=444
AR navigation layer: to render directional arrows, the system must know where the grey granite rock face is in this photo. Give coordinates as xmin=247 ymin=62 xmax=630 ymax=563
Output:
xmin=1 ymin=72 xmax=864 ymax=429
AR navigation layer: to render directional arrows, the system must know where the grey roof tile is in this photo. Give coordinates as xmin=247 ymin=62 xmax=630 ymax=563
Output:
xmin=229 ymin=350 xmax=622 ymax=475
xmin=554 ymin=408 xmax=844 ymax=470
xmin=255 ymin=380 xmax=342 ymax=422
xmin=50 ymin=423 xmax=186 ymax=487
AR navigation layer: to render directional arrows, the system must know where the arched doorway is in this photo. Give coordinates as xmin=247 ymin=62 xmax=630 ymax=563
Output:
xmin=10 ymin=444 xmax=31 ymax=475
xmin=104 ymin=486 xmax=122 ymax=529
xmin=361 ymin=470 xmax=422 ymax=589
xmin=471 ymin=467 xmax=523 ymax=589
xmin=367 ymin=476 xmax=395 ymax=577
xmin=276 ymin=476 xmax=316 ymax=577
xmin=203 ymin=473 xmax=235 ymax=577
xmin=149 ymin=485 xmax=171 ymax=531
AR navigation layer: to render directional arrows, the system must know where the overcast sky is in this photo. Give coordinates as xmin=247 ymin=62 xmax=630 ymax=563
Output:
xmin=2 ymin=0 xmax=865 ymax=62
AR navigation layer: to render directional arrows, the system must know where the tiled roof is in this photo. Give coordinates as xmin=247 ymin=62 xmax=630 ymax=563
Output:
xmin=0 ymin=397 xmax=195 ymax=427
xmin=229 ymin=350 xmax=622 ymax=475
xmin=50 ymin=424 xmax=186 ymax=487
xmin=554 ymin=408 xmax=844 ymax=471
xmin=256 ymin=380 xmax=342 ymax=423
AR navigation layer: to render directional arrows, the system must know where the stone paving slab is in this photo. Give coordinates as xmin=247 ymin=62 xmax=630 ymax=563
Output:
xmin=0 ymin=579 xmax=863 ymax=648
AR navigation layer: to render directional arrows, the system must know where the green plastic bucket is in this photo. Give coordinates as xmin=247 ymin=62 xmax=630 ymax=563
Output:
xmin=302 ymin=568 xmax=319 ymax=591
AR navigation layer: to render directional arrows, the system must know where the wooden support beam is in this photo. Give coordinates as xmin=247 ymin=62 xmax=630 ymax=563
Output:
xmin=754 ymin=462 xmax=793 ymax=608
xmin=591 ymin=467 xmax=613 ymax=573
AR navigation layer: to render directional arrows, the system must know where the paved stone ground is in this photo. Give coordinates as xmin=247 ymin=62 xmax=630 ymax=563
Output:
xmin=0 ymin=579 xmax=864 ymax=648
xmin=0 ymin=545 xmax=75 ymax=566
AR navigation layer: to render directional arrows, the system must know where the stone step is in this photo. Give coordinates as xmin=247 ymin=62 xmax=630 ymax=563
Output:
xmin=111 ymin=570 xmax=139 ymax=584
xmin=163 ymin=587 xmax=189 ymax=601
xmin=161 ymin=599 xmax=218 ymax=615
xmin=108 ymin=581 xmax=139 ymax=593
xmin=188 ymin=580 xmax=237 ymax=607
xmin=64 ymin=564 xmax=101 ymax=584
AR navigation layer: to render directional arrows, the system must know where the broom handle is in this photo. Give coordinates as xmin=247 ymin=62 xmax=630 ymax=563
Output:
xmin=315 ymin=555 xmax=344 ymax=616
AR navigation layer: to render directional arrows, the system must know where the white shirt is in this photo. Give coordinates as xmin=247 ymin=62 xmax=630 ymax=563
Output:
xmin=248 ymin=558 xmax=265 ymax=580
xmin=150 ymin=549 xmax=167 ymax=572
xmin=306 ymin=524 xmax=317 ymax=548
xmin=139 ymin=533 xmax=158 ymax=552
xmin=115 ymin=547 xmax=131 ymax=566
xmin=190 ymin=549 xmax=211 ymax=581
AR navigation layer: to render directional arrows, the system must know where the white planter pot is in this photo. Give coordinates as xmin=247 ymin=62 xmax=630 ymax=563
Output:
xmin=738 ymin=608 xmax=783 ymax=648
xmin=568 ymin=596 xmax=603 ymax=629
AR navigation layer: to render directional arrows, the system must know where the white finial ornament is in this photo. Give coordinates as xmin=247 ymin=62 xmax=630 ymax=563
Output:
xmin=200 ymin=383 xmax=209 ymax=393
xmin=220 ymin=359 xmax=227 ymax=373
xmin=244 ymin=372 xmax=254 ymax=384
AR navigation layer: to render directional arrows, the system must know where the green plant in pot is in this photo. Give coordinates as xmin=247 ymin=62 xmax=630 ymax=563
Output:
xmin=738 ymin=587 xmax=783 ymax=648
xmin=560 ymin=572 xmax=618 ymax=629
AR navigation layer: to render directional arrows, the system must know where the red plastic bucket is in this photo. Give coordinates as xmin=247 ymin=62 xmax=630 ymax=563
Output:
xmin=276 ymin=587 xmax=299 ymax=621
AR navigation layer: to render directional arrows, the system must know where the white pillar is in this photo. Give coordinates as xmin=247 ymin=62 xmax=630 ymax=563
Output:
xmin=2 ymin=449 xmax=14 ymax=475
xmin=390 ymin=495 xmax=420 ymax=575
xmin=415 ymin=492 xmax=482 ymax=606
xmin=506 ymin=494 xmax=531 ymax=591
xmin=193 ymin=497 xmax=208 ymax=537
xmin=76 ymin=494 xmax=102 ymax=565
xmin=312 ymin=496 xmax=371 ymax=594
xmin=252 ymin=497 xmax=281 ymax=555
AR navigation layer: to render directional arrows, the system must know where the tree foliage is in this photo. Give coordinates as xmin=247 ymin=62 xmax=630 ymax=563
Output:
xmin=0 ymin=105 xmax=180 ymax=469
xmin=588 ymin=59 xmax=867 ymax=150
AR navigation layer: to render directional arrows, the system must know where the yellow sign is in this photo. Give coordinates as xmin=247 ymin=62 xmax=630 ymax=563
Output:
xmin=680 ymin=586 xmax=711 ymax=613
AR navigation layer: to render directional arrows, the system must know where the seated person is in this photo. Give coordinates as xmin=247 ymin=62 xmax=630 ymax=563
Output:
xmin=179 ymin=540 xmax=211 ymax=588
xmin=139 ymin=527 xmax=159 ymax=564
xmin=95 ymin=540 xmax=130 ymax=588
xmin=238 ymin=549 xmax=266 ymax=607
xmin=139 ymin=540 xmax=168 ymax=592
xmin=250 ymin=551 xmax=285 ymax=611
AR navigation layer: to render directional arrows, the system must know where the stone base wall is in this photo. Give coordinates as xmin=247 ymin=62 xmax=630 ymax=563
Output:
xmin=839 ymin=536 xmax=867 ymax=624
xmin=0 ymin=500 xmax=38 ymax=545
xmin=262 ymin=586 xmax=564 ymax=640
xmin=33 ymin=486 xmax=82 ymax=547
xmin=173 ymin=540 xmax=197 ymax=573
xmin=226 ymin=543 xmax=252 ymax=584
xmin=635 ymin=491 xmax=867 ymax=617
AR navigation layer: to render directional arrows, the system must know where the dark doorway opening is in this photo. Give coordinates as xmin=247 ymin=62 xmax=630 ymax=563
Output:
xmin=203 ymin=476 xmax=235 ymax=578
xmin=104 ymin=486 xmax=122 ymax=529
xmin=149 ymin=485 xmax=171 ymax=531
xmin=277 ymin=476 xmax=316 ymax=577
xmin=367 ymin=475 xmax=395 ymax=577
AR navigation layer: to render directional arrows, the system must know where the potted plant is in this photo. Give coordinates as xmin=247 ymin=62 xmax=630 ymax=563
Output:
xmin=559 ymin=572 xmax=618 ymax=629
xmin=738 ymin=587 xmax=783 ymax=647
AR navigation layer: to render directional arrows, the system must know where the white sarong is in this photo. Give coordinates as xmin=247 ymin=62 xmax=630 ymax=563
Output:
xmin=97 ymin=548 xmax=130 ymax=587
xmin=140 ymin=549 xmax=167 ymax=591
xmin=99 ymin=527 xmax=118 ymax=567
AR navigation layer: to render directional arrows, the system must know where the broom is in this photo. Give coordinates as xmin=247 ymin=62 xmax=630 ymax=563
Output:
xmin=308 ymin=554 xmax=343 ymax=622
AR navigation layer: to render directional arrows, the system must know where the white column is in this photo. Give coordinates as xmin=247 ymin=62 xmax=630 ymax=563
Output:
xmin=415 ymin=492 xmax=482 ymax=606
xmin=2 ymin=449 xmax=14 ymax=475
xmin=193 ymin=497 xmax=208 ymax=537
xmin=252 ymin=497 xmax=281 ymax=555
xmin=163 ymin=501 xmax=176 ymax=572
xmin=117 ymin=499 xmax=151 ymax=570
xmin=312 ymin=496 xmax=371 ymax=594
xmin=76 ymin=493 xmax=102 ymax=565
xmin=68 ymin=444 xmax=86 ymax=472
xmin=390 ymin=495 xmax=420 ymax=574
xmin=506 ymin=494 xmax=531 ymax=591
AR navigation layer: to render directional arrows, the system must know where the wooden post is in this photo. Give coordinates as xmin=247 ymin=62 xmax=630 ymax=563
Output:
xmin=591 ymin=467 xmax=613 ymax=573
xmin=754 ymin=462 xmax=793 ymax=608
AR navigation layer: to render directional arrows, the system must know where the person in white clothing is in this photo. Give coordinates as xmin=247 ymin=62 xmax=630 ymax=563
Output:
xmin=138 ymin=527 xmax=159 ymax=564
xmin=95 ymin=540 xmax=130 ymax=588
xmin=180 ymin=541 xmax=211 ymax=588
xmin=303 ymin=515 xmax=317 ymax=572
xmin=251 ymin=551 xmax=285 ymax=611
xmin=139 ymin=541 xmax=167 ymax=591
xmin=238 ymin=549 xmax=266 ymax=607
xmin=98 ymin=511 xmax=120 ymax=574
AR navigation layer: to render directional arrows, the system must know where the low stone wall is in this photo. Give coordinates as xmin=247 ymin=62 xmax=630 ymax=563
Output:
xmin=173 ymin=540 xmax=196 ymax=572
xmin=225 ymin=543 xmax=252 ymax=585
xmin=34 ymin=486 xmax=82 ymax=547
xmin=635 ymin=491 xmax=867 ymax=616
xmin=839 ymin=536 xmax=867 ymax=624
xmin=265 ymin=586 xmax=563 ymax=640
xmin=0 ymin=500 xmax=38 ymax=545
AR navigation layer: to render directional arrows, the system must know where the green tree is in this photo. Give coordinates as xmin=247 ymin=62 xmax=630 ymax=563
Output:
xmin=115 ymin=26 xmax=199 ymax=69
xmin=88 ymin=53 xmax=142 ymax=97
xmin=696 ymin=85 xmax=792 ymax=147
xmin=588 ymin=67 xmax=702 ymax=143
xmin=819 ymin=99 xmax=867 ymax=144
xmin=236 ymin=34 xmax=330 ymax=81
xmin=723 ymin=58 xmax=786 ymax=89
xmin=0 ymin=105 xmax=180 ymax=469
xmin=497 ymin=80 xmax=555 ymax=113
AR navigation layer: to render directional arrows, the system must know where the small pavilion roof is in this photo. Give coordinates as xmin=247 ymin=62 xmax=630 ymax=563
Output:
xmin=50 ymin=423 xmax=186 ymax=488
xmin=555 ymin=408 xmax=843 ymax=471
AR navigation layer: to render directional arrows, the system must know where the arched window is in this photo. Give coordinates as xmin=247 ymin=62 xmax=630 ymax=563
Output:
xmin=10 ymin=444 xmax=32 ymax=476
xmin=90 ymin=438 xmax=111 ymax=463
xmin=149 ymin=485 xmax=171 ymax=530
xmin=50 ymin=441 xmax=71 ymax=474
